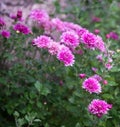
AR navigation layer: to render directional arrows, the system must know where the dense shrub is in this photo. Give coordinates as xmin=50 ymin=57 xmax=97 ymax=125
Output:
xmin=0 ymin=0 xmax=120 ymax=127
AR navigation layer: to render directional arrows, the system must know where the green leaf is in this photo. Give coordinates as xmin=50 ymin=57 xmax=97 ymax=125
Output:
xmin=45 ymin=123 xmax=49 ymax=127
xmin=34 ymin=119 xmax=41 ymax=122
xmin=14 ymin=111 xmax=19 ymax=117
xmin=34 ymin=81 xmax=42 ymax=93
xmin=75 ymin=123 xmax=80 ymax=127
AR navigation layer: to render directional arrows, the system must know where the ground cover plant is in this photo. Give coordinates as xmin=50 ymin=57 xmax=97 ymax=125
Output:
xmin=0 ymin=0 xmax=120 ymax=127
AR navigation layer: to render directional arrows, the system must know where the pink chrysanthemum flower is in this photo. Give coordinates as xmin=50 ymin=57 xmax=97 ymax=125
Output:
xmin=88 ymin=99 xmax=112 ymax=118
xmin=81 ymin=32 xmax=97 ymax=49
xmin=63 ymin=21 xmax=81 ymax=31
xmin=94 ymin=29 xmax=100 ymax=34
xmin=0 ymin=17 xmax=6 ymax=27
xmin=48 ymin=41 xmax=61 ymax=55
xmin=13 ymin=23 xmax=31 ymax=34
xmin=79 ymin=73 xmax=86 ymax=79
xmin=1 ymin=30 xmax=10 ymax=38
xmin=105 ymin=63 xmax=113 ymax=70
xmin=33 ymin=35 xmax=52 ymax=49
xmin=60 ymin=31 xmax=79 ymax=48
xmin=30 ymin=9 xmax=49 ymax=24
xmin=76 ymin=28 xmax=88 ymax=37
xmin=109 ymin=32 xmax=119 ymax=40
xmin=95 ymin=35 xmax=106 ymax=52
xmin=82 ymin=77 xmax=101 ymax=94
xmin=51 ymin=18 xmax=65 ymax=31
xmin=91 ymin=74 xmax=102 ymax=82
xmin=57 ymin=45 xmax=75 ymax=66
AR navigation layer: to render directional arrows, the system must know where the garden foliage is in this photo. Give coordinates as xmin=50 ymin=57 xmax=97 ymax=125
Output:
xmin=0 ymin=0 xmax=120 ymax=127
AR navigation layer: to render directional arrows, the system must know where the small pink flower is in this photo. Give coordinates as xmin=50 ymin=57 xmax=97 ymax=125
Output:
xmin=33 ymin=35 xmax=52 ymax=49
xmin=106 ymin=34 xmax=111 ymax=39
xmin=81 ymin=32 xmax=97 ymax=49
xmin=76 ymin=28 xmax=88 ymax=37
xmin=92 ymin=67 xmax=98 ymax=73
xmin=88 ymin=99 xmax=112 ymax=118
xmin=0 ymin=17 xmax=6 ymax=27
xmin=96 ymin=54 xmax=103 ymax=62
xmin=105 ymin=63 xmax=113 ymax=70
xmin=79 ymin=73 xmax=86 ymax=79
xmin=91 ymin=74 xmax=102 ymax=82
xmin=60 ymin=31 xmax=79 ymax=48
xmin=1 ymin=30 xmax=10 ymax=38
xmin=63 ymin=21 xmax=81 ymax=31
xmin=92 ymin=16 xmax=101 ymax=22
xmin=103 ymin=80 xmax=108 ymax=85
xmin=13 ymin=23 xmax=31 ymax=34
xmin=30 ymin=9 xmax=49 ymax=24
xmin=82 ymin=77 xmax=101 ymax=94
xmin=94 ymin=29 xmax=100 ymax=34
xmin=48 ymin=41 xmax=60 ymax=55
xmin=51 ymin=18 xmax=65 ymax=31
xmin=57 ymin=45 xmax=75 ymax=66
xmin=95 ymin=35 xmax=106 ymax=52
xmin=17 ymin=10 xmax=22 ymax=20
xmin=109 ymin=32 xmax=119 ymax=40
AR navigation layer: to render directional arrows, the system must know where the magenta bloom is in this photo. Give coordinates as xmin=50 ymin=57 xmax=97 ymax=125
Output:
xmin=106 ymin=34 xmax=111 ymax=39
xmin=82 ymin=77 xmax=101 ymax=94
xmin=81 ymin=32 xmax=97 ymax=49
xmin=48 ymin=41 xmax=61 ymax=55
xmin=63 ymin=21 xmax=81 ymax=31
xmin=109 ymin=32 xmax=119 ymax=40
xmin=13 ymin=23 xmax=31 ymax=34
xmin=88 ymin=99 xmax=112 ymax=118
xmin=17 ymin=10 xmax=22 ymax=19
xmin=33 ymin=35 xmax=52 ymax=49
xmin=105 ymin=63 xmax=113 ymax=70
xmin=94 ymin=29 xmax=100 ymax=34
xmin=92 ymin=16 xmax=101 ymax=22
xmin=96 ymin=54 xmax=103 ymax=62
xmin=76 ymin=28 xmax=88 ymax=37
xmin=51 ymin=18 xmax=65 ymax=31
xmin=1 ymin=30 xmax=10 ymax=38
xmin=79 ymin=73 xmax=86 ymax=79
xmin=60 ymin=31 xmax=79 ymax=48
xmin=30 ymin=9 xmax=49 ymax=24
xmin=91 ymin=74 xmax=102 ymax=82
xmin=57 ymin=45 xmax=75 ymax=66
xmin=95 ymin=35 xmax=106 ymax=52
xmin=0 ymin=17 xmax=6 ymax=27
xmin=92 ymin=67 xmax=98 ymax=73
xmin=103 ymin=80 xmax=108 ymax=85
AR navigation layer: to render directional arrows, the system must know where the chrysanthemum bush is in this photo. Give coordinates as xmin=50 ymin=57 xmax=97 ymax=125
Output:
xmin=0 ymin=5 xmax=117 ymax=127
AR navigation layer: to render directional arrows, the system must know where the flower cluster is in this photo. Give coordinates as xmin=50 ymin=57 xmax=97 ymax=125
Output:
xmin=31 ymin=9 xmax=106 ymax=66
xmin=30 ymin=10 xmax=112 ymax=118
xmin=106 ymin=31 xmax=119 ymax=40
xmin=88 ymin=99 xmax=112 ymax=118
